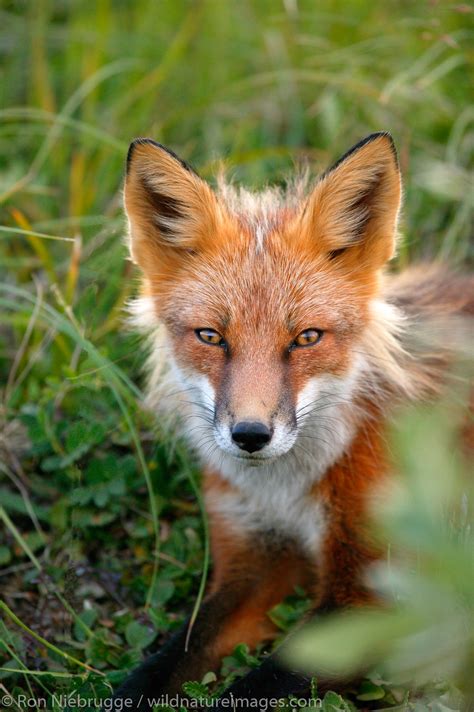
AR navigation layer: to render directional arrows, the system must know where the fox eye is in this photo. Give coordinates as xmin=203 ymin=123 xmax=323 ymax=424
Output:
xmin=195 ymin=328 xmax=226 ymax=347
xmin=292 ymin=329 xmax=324 ymax=349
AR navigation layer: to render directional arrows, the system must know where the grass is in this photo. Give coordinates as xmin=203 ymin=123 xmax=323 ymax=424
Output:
xmin=0 ymin=1 xmax=472 ymax=710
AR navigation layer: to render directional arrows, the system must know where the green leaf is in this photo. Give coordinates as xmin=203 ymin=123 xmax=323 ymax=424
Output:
xmin=356 ymin=679 xmax=386 ymax=701
xmin=321 ymin=691 xmax=353 ymax=711
xmin=148 ymin=608 xmax=173 ymax=633
xmin=65 ymin=420 xmax=106 ymax=452
xmin=232 ymin=643 xmax=260 ymax=667
xmin=125 ymin=621 xmax=156 ymax=650
xmin=71 ymin=508 xmax=117 ymax=527
xmin=201 ymin=671 xmax=217 ymax=685
xmin=0 ymin=659 xmax=18 ymax=679
xmin=73 ymin=608 xmax=98 ymax=643
xmin=268 ymin=591 xmax=311 ymax=631
xmin=182 ymin=680 xmax=213 ymax=700
xmin=93 ymin=487 xmax=110 ymax=508
xmin=150 ymin=579 xmax=175 ymax=607
xmin=0 ymin=545 xmax=12 ymax=566
xmin=283 ymin=609 xmax=418 ymax=677
xmin=0 ymin=487 xmax=48 ymax=521
xmin=86 ymin=632 xmax=122 ymax=669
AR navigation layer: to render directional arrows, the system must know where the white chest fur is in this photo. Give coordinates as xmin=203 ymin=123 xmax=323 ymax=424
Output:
xmin=206 ymin=472 xmax=327 ymax=557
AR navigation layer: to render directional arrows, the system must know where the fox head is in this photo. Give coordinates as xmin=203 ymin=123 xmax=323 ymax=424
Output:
xmin=125 ymin=134 xmax=403 ymax=482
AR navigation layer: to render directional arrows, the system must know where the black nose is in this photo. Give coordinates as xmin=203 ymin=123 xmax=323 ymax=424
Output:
xmin=231 ymin=421 xmax=272 ymax=453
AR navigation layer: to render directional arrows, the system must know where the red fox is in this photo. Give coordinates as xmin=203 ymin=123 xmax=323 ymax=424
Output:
xmin=114 ymin=133 xmax=473 ymax=709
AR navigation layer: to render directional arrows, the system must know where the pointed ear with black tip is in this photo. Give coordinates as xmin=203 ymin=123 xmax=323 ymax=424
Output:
xmin=299 ymin=132 xmax=401 ymax=270
xmin=124 ymin=139 xmax=222 ymax=272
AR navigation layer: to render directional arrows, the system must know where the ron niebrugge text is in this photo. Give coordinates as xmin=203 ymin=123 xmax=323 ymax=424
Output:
xmin=1 ymin=693 xmax=323 ymax=710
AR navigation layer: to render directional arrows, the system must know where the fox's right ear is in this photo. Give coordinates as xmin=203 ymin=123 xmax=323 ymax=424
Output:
xmin=124 ymin=139 xmax=221 ymax=269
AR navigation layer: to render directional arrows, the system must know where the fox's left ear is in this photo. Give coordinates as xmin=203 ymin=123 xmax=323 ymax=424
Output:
xmin=299 ymin=132 xmax=401 ymax=269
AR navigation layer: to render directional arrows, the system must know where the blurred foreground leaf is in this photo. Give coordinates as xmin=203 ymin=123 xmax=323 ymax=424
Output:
xmin=284 ymin=393 xmax=474 ymax=705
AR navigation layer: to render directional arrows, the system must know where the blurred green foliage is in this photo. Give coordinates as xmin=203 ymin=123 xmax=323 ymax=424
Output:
xmin=0 ymin=1 xmax=472 ymax=710
xmin=285 ymin=398 xmax=474 ymax=710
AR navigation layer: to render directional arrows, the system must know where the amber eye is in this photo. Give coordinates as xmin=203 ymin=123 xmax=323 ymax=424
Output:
xmin=292 ymin=329 xmax=324 ymax=349
xmin=195 ymin=328 xmax=226 ymax=347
